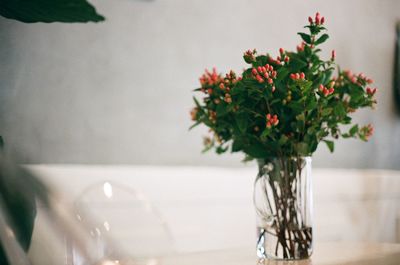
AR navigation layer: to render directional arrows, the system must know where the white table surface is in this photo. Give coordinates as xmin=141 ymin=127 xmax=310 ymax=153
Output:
xmin=157 ymin=242 xmax=400 ymax=265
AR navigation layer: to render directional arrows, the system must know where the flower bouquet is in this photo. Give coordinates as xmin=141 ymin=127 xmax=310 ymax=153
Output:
xmin=190 ymin=13 xmax=376 ymax=260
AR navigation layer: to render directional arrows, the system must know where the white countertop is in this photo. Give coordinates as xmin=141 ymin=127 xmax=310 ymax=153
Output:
xmin=159 ymin=242 xmax=400 ymax=265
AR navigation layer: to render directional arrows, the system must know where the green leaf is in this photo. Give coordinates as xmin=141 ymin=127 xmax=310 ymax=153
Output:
xmin=323 ymin=140 xmax=334 ymax=152
xmin=276 ymin=68 xmax=289 ymax=82
xmin=342 ymin=116 xmax=352 ymax=124
xmin=189 ymin=121 xmax=201 ymax=130
xmin=296 ymin=142 xmax=309 ymax=155
xmin=260 ymin=129 xmax=270 ymax=139
xmin=314 ymin=34 xmax=329 ymax=45
xmin=287 ymin=101 xmax=304 ymax=112
xmin=0 ymin=0 xmax=105 ymax=23
xmin=243 ymin=144 xmax=270 ymax=158
xmin=193 ymin=97 xmax=202 ymax=108
xmin=302 ymin=81 xmax=313 ymax=93
xmin=255 ymin=55 xmax=269 ymax=66
xmin=349 ymin=124 xmax=359 ymax=136
xmin=216 ymin=145 xmax=229 ymax=154
xmin=334 ymin=104 xmax=347 ymax=117
xmin=232 ymin=139 xmax=244 ymax=152
xmin=278 ymin=135 xmax=288 ymax=145
xmin=235 ymin=114 xmax=248 ymax=133
xmin=216 ymin=104 xmax=229 ymax=117
xmin=298 ymin=32 xmax=312 ymax=44
xmin=322 ymin=70 xmax=334 ymax=85
xmin=321 ymin=108 xmax=333 ymax=116
xmin=290 ymin=57 xmax=308 ymax=71
xmin=313 ymin=74 xmax=325 ymax=87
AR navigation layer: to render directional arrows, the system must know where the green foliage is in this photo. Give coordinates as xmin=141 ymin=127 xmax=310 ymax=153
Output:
xmin=0 ymin=0 xmax=105 ymax=23
xmin=190 ymin=14 xmax=377 ymax=160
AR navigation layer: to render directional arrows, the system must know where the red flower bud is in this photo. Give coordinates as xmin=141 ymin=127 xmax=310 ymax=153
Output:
xmin=252 ymin=68 xmax=258 ymax=75
xmin=300 ymin=72 xmax=305 ymax=79
xmin=257 ymin=66 xmax=262 ymax=73
xmin=268 ymin=78 xmax=273 ymax=84
xmin=264 ymin=72 xmax=269 ymax=78
xmin=295 ymin=73 xmax=300 ymax=80
xmin=320 ymin=17 xmax=325 ymax=24
xmin=366 ymin=87 xmax=377 ymax=96
xmin=331 ymin=50 xmax=336 ymax=60
xmin=315 ymin=12 xmax=320 ymax=25
xmin=308 ymin=16 xmax=313 ymax=24
xmin=279 ymin=48 xmax=284 ymax=55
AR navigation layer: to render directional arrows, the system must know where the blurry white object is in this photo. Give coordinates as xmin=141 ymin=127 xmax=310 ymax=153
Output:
xmin=74 ymin=180 xmax=174 ymax=260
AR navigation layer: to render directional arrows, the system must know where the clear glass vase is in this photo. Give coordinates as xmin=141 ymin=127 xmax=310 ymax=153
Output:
xmin=254 ymin=157 xmax=313 ymax=260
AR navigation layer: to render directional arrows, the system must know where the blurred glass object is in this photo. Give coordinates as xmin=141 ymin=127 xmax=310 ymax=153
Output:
xmin=0 ymin=156 xmax=174 ymax=265
xmin=74 ymin=180 xmax=175 ymax=262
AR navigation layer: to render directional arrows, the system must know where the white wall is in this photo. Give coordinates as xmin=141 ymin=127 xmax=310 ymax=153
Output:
xmin=1 ymin=0 xmax=400 ymax=168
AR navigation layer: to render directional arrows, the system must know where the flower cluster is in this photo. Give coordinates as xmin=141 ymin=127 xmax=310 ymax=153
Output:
xmin=308 ymin=12 xmax=325 ymax=25
xmin=266 ymin=114 xmax=279 ymax=128
xmin=361 ymin=124 xmax=374 ymax=140
xmin=190 ymin=13 xmax=377 ymax=159
xmin=251 ymin=64 xmax=277 ymax=91
xmin=290 ymin=72 xmax=306 ymax=80
xmin=199 ymin=68 xmax=222 ymax=88
xmin=243 ymin=49 xmax=257 ymax=64
xmin=319 ymin=84 xmax=334 ymax=96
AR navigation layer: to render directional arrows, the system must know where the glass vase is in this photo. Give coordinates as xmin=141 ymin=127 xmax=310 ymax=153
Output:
xmin=254 ymin=157 xmax=313 ymax=260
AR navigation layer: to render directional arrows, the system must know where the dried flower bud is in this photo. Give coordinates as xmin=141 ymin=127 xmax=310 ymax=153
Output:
xmin=190 ymin=108 xmax=198 ymax=121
